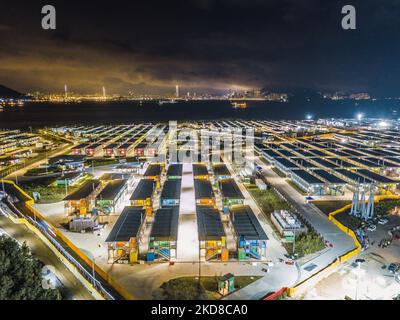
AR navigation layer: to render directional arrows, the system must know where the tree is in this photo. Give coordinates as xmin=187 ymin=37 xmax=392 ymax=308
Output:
xmin=294 ymin=231 xmax=326 ymax=258
xmin=157 ymin=278 xmax=208 ymax=300
xmin=0 ymin=235 xmax=61 ymax=300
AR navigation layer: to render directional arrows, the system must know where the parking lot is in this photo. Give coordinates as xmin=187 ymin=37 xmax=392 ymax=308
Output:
xmin=302 ymin=214 xmax=400 ymax=300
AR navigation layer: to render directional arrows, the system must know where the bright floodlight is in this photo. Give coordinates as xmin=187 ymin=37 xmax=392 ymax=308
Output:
xmin=379 ymin=120 xmax=388 ymax=127
xmin=357 ymin=113 xmax=363 ymax=121
xmin=306 ymin=114 xmax=313 ymax=120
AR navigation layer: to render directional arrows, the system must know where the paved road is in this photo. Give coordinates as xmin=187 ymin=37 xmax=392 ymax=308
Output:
xmin=0 ymin=213 xmax=94 ymax=300
xmin=225 ymin=158 xmax=357 ymax=299
xmin=256 ymin=158 xmax=357 ymax=283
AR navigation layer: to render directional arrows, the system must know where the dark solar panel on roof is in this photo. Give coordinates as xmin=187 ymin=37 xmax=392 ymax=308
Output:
xmin=230 ymin=205 xmax=268 ymax=241
xmin=150 ymin=206 xmax=179 ymax=241
xmin=313 ymin=170 xmax=346 ymax=184
xmin=193 ymin=164 xmax=209 ymax=176
xmin=334 ymin=169 xmax=373 ymax=184
xmin=212 ymin=163 xmax=231 ymax=176
xmin=105 ymin=207 xmax=145 ymax=242
xmin=197 ymin=206 xmax=225 ymax=241
xmin=96 ymin=180 xmax=127 ymax=200
xmin=144 ymin=164 xmax=162 ymax=176
xmin=291 ymin=170 xmax=324 ymax=184
xmin=219 ymin=179 xmax=245 ymax=199
xmin=356 ymin=169 xmax=396 ymax=184
xmin=130 ymin=179 xmax=155 ymax=200
xmin=167 ymin=164 xmax=183 ymax=177
xmin=194 ymin=179 xmax=215 ymax=199
xmin=63 ymin=180 xmax=100 ymax=201
xmin=161 ymin=179 xmax=182 ymax=200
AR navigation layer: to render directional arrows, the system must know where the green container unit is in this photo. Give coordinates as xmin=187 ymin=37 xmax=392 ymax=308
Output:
xmin=217 ymin=273 xmax=235 ymax=296
xmin=222 ymin=198 xmax=243 ymax=207
xmin=238 ymin=248 xmax=247 ymax=261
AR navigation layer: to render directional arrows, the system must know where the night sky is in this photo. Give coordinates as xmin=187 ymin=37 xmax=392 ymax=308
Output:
xmin=0 ymin=0 xmax=399 ymax=96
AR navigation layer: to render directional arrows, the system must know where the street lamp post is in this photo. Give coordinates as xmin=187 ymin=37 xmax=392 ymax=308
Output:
xmin=355 ymin=261 xmax=361 ymax=300
xmin=65 ymin=178 xmax=68 ymax=197
xmin=293 ymin=232 xmax=296 ymax=257
xmin=92 ymin=257 xmax=96 ymax=284
xmin=45 ymin=151 xmax=48 ymax=174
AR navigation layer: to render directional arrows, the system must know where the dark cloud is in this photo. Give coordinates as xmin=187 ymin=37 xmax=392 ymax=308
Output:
xmin=0 ymin=0 xmax=399 ymax=96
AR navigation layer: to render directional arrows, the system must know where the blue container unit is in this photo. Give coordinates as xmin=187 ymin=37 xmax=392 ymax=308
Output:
xmin=147 ymin=252 xmax=155 ymax=262
xmin=239 ymin=238 xmax=266 ymax=260
xmin=230 ymin=205 xmax=269 ymax=260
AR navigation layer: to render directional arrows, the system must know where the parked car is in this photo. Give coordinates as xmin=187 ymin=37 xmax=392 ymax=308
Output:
xmin=378 ymin=218 xmax=388 ymax=225
xmin=367 ymin=224 xmax=376 ymax=232
xmin=388 ymin=263 xmax=398 ymax=273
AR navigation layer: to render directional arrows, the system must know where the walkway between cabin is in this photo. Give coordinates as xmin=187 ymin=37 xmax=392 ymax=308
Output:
xmin=176 ymin=163 xmax=199 ymax=262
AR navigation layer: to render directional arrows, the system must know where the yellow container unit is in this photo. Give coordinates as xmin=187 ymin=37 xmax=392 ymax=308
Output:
xmin=63 ymin=179 xmax=101 ymax=215
xmin=105 ymin=207 xmax=146 ymax=264
xmin=129 ymin=249 xmax=138 ymax=263
xmin=197 ymin=206 xmax=226 ymax=261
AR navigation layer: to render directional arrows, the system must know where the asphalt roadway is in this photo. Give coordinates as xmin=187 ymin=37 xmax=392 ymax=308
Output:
xmin=256 ymin=158 xmax=357 ymax=283
xmin=0 ymin=213 xmax=94 ymax=300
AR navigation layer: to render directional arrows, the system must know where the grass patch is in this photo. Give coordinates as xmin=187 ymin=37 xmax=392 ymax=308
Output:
xmin=286 ymin=180 xmax=307 ymax=195
xmin=246 ymin=184 xmax=293 ymax=252
xmin=85 ymin=158 xmax=119 ymax=167
xmin=24 ymin=167 xmax=60 ymax=176
xmin=20 ymin=174 xmax=92 ymax=204
xmin=271 ymin=167 xmax=286 ymax=178
xmin=21 ymin=184 xmax=79 ymax=204
xmin=313 ymin=200 xmax=351 ymax=216
xmin=247 ymin=185 xmax=291 ymax=215
xmin=156 ymin=276 xmax=261 ymax=300
xmin=334 ymin=211 xmax=362 ymax=230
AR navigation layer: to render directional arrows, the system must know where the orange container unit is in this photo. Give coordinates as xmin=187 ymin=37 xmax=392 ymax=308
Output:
xmin=221 ymin=248 xmax=229 ymax=261
xmin=145 ymin=206 xmax=153 ymax=217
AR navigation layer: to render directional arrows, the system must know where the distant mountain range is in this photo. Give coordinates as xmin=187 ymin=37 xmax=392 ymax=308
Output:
xmin=0 ymin=84 xmax=26 ymax=99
